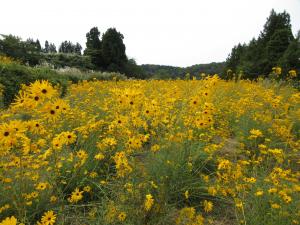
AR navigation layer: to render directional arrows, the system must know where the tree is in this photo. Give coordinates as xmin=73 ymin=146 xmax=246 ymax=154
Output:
xmin=44 ymin=40 xmax=50 ymax=53
xmin=84 ymin=27 xmax=103 ymax=68
xmin=59 ymin=41 xmax=76 ymax=54
xmin=224 ymin=9 xmax=295 ymax=78
xmin=0 ymin=35 xmax=23 ymax=58
xmin=260 ymin=9 xmax=292 ymax=45
xmin=225 ymin=43 xmax=246 ymax=73
xmin=101 ymin=28 xmax=127 ymax=72
xmin=266 ymin=28 xmax=294 ymax=68
xmin=74 ymin=43 xmax=82 ymax=55
xmin=43 ymin=41 xmax=57 ymax=53
xmin=124 ymin=58 xmax=146 ymax=78
xmin=278 ymin=33 xmax=300 ymax=73
xmin=49 ymin=43 xmax=57 ymax=53
xmin=0 ymin=35 xmax=40 ymax=65
xmin=85 ymin=27 xmax=101 ymax=51
xmin=36 ymin=39 xmax=42 ymax=52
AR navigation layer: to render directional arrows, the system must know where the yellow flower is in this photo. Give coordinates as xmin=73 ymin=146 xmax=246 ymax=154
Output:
xmin=151 ymin=144 xmax=160 ymax=152
xmin=282 ymin=194 xmax=292 ymax=203
xmin=144 ymin=194 xmax=154 ymax=211
xmin=83 ymin=186 xmax=91 ymax=192
xmin=118 ymin=212 xmax=126 ymax=221
xmin=203 ymin=200 xmax=213 ymax=213
xmin=29 ymin=80 xmax=57 ymax=100
xmin=271 ymin=203 xmax=280 ymax=209
xmin=175 ymin=207 xmax=204 ymax=225
xmin=76 ymin=149 xmax=88 ymax=159
xmin=194 ymin=214 xmax=204 ymax=225
xmin=0 ymin=216 xmax=17 ymax=225
xmin=234 ymin=199 xmax=243 ymax=208
xmin=255 ymin=190 xmax=264 ymax=196
xmin=208 ymin=186 xmax=217 ymax=196
xmin=62 ymin=131 xmax=77 ymax=145
xmin=218 ymin=159 xmax=231 ymax=170
xmin=50 ymin=196 xmax=57 ymax=203
xmin=113 ymin=151 xmax=132 ymax=178
xmin=41 ymin=210 xmax=56 ymax=225
xmin=244 ymin=177 xmax=256 ymax=183
xmin=184 ymin=190 xmax=189 ymax=199
xmin=288 ymin=69 xmax=297 ymax=78
xmin=268 ymin=188 xmax=277 ymax=194
xmin=36 ymin=182 xmax=48 ymax=191
xmin=31 ymin=191 xmax=39 ymax=198
xmin=69 ymin=188 xmax=84 ymax=203
xmin=249 ymin=129 xmax=263 ymax=139
xmin=272 ymin=66 xmax=282 ymax=75
xmin=94 ymin=153 xmax=105 ymax=160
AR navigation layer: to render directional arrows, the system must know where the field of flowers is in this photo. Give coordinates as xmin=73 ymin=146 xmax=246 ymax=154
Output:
xmin=0 ymin=76 xmax=299 ymax=225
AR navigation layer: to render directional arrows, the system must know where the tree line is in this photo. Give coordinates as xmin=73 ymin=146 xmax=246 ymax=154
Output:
xmin=224 ymin=9 xmax=300 ymax=79
xmin=0 ymin=27 xmax=143 ymax=77
xmin=0 ymin=9 xmax=299 ymax=79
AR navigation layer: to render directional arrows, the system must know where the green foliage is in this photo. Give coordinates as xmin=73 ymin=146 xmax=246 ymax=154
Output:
xmin=225 ymin=9 xmax=296 ymax=79
xmin=0 ymin=35 xmax=41 ymax=66
xmin=56 ymin=67 xmax=127 ymax=81
xmin=266 ymin=29 xmax=294 ymax=68
xmin=0 ymin=62 xmax=75 ymax=106
xmin=43 ymin=40 xmax=57 ymax=53
xmin=144 ymin=142 xmax=215 ymax=208
xmin=41 ymin=53 xmax=95 ymax=70
xmin=123 ymin=58 xmax=146 ymax=79
xmin=141 ymin=62 xmax=225 ymax=79
xmin=58 ymin=41 xmax=82 ymax=54
xmin=278 ymin=35 xmax=300 ymax=73
xmin=84 ymin=27 xmax=103 ymax=68
xmin=83 ymin=27 xmax=143 ymax=78
xmin=101 ymin=28 xmax=128 ymax=72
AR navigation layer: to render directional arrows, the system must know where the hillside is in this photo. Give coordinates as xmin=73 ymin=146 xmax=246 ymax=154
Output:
xmin=141 ymin=62 xmax=225 ymax=79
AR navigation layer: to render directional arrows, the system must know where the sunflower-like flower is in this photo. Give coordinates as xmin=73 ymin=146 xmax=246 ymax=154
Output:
xmin=0 ymin=216 xmax=17 ymax=225
xmin=41 ymin=210 xmax=56 ymax=225
xmin=29 ymin=80 xmax=58 ymax=100
xmin=68 ymin=188 xmax=84 ymax=203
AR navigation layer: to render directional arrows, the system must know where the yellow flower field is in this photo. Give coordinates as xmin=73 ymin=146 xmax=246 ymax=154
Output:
xmin=0 ymin=76 xmax=299 ymax=225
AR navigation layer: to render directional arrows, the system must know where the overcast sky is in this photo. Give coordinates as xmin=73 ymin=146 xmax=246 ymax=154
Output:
xmin=0 ymin=0 xmax=299 ymax=67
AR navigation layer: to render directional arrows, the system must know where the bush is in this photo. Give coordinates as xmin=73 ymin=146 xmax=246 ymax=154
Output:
xmin=41 ymin=53 xmax=96 ymax=70
xmin=0 ymin=62 xmax=73 ymax=107
xmin=0 ymin=61 xmax=128 ymax=107
xmin=56 ymin=67 xmax=127 ymax=81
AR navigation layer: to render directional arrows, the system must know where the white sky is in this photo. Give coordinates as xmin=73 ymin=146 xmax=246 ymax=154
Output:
xmin=0 ymin=0 xmax=299 ymax=67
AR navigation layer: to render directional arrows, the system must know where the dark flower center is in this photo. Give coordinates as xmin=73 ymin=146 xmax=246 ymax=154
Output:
xmin=4 ymin=131 xmax=9 ymax=136
xmin=42 ymin=89 xmax=47 ymax=94
xmin=50 ymin=110 xmax=55 ymax=115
